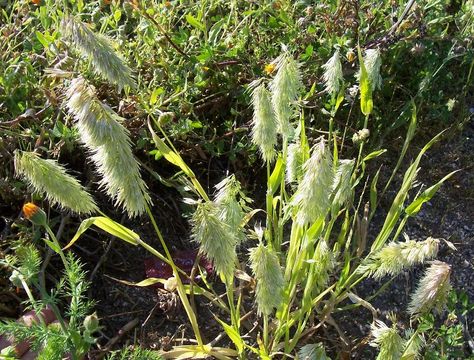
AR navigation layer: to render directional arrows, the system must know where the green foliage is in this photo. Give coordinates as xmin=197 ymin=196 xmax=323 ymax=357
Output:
xmin=0 ymin=240 xmax=97 ymax=360
xmin=106 ymin=346 xmax=163 ymax=360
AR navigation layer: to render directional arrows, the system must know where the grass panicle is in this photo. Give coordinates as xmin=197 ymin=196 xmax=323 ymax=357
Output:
xmin=249 ymin=242 xmax=284 ymax=316
xmin=311 ymin=240 xmax=336 ymax=292
xmin=191 ymin=201 xmax=237 ymax=282
xmin=251 ymin=83 xmax=278 ymax=162
xmin=401 ymin=330 xmax=425 ymax=359
xmin=359 ymin=236 xmax=440 ymax=279
xmin=286 ymin=141 xmax=303 ymax=184
xmin=270 ymin=52 xmax=302 ymax=139
xmin=214 ymin=175 xmax=250 ymax=245
xmin=61 ymin=16 xmax=135 ymax=91
xmin=408 ymin=261 xmax=451 ymax=317
xmin=332 ymin=159 xmax=355 ymax=208
xmin=322 ymin=49 xmax=343 ymax=95
xmin=357 ymin=48 xmax=382 ymax=91
xmin=14 ymin=151 xmax=98 ymax=215
xmin=292 ymin=139 xmax=334 ymax=226
xmin=65 ymin=77 xmax=150 ymax=217
xmin=370 ymin=320 xmax=405 ymax=360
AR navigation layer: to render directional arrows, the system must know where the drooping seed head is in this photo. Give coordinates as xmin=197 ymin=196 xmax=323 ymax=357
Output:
xmin=356 ymin=48 xmax=382 ymax=92
xmin=332 ymin=159 xmax=355 ymax=208
xmin=359 ymin=236 xmax=440 ymax=280
xmin=214 ymin=175 xmax=250 ymax=245
xmin=65 ymin=77 xmax=151 ymax=217
xmin=286 ymin=141 xmax=303 ymax=184
xmin=15 ymin=151 xmax=98 ymax=215
xmin=61 ymin=16 xmax=135 ymax=91
xmin=408 ymin=261 xmax=451 ymax=317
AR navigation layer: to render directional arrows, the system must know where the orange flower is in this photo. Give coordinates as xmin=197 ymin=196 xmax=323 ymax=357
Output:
xmin=22 ymin=203 xmax=47 ymax=226
xmin=32 ymin=0 xmax=41 ymax=5
xmin=264 ymin=63 xmax=276 ymax=75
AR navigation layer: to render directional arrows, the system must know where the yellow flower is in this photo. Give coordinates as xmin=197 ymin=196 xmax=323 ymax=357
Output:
xmin=264 ymin=63 xmax=276 ymax=75
xmin=346 ymin=49 xmax=356 ymax=63
xmin=22 ymin=203 xmax=47 ymax=226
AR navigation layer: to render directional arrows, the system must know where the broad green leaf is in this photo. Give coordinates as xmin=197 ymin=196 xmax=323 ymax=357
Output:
xmin=185 ymin=14 xmax=205 ymax=31
xmin=65 ymin=216 xmax=140 ymax=249
xmin=150 ymin=87 xmax=164 ymax=105
xmin=113 ymin=9 xmax=122 ymax=22
xmin=35 ymin=31 xmax=51 ymax=49
xmin=358 ymin=46 xmax=373 ymax=116
xmin=268 ymin=155 xmax=284 ymax=195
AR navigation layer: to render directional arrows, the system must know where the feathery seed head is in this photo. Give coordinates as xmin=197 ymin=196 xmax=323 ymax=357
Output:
xmin=359 ymin=237 xmax=439 ymax=279
xmin=14 ymin=151 xmax=98 ymax=215
xmin=270 ymin=52 xmax=302 ymax=139
xmin=370 ymin=320 xmax=405 ymax=360
xmin=292 ymin=139 xmax=334 ymax=226
xmin=61 ymin=16 xmax=135 ymax=91
xmin=402 ymin=330 xmax=425 ymax=360
xmin=332 ymin=159 xmax=355 ymax=208
xmin=249 ymin=243 xmax=284 ymax=316
xmin=356 ymin=48 xmax=382 ymax=92
xmin=322 ymin=50 xmax=343 ymax=95
xmin=214 ymin=175 xmax=250 ymax=244
xmin=408 ymin=261 xmax=451 ymax=317
xmin=311 ymin=240 xmax=336 ymax=292
xmin=65 ymin=77 xmax=151 ymax=217
xmin=251 ymin=83 xmax=278 ymax=163
xmin=191 ymin=201 xmax=237 ymax=282
xmin=286 ymin=141 xmax=303 ymax=184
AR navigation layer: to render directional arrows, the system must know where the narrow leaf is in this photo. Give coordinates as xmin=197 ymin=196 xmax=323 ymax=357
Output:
xmin=64 ymin=216 xmax=140 ymax=249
